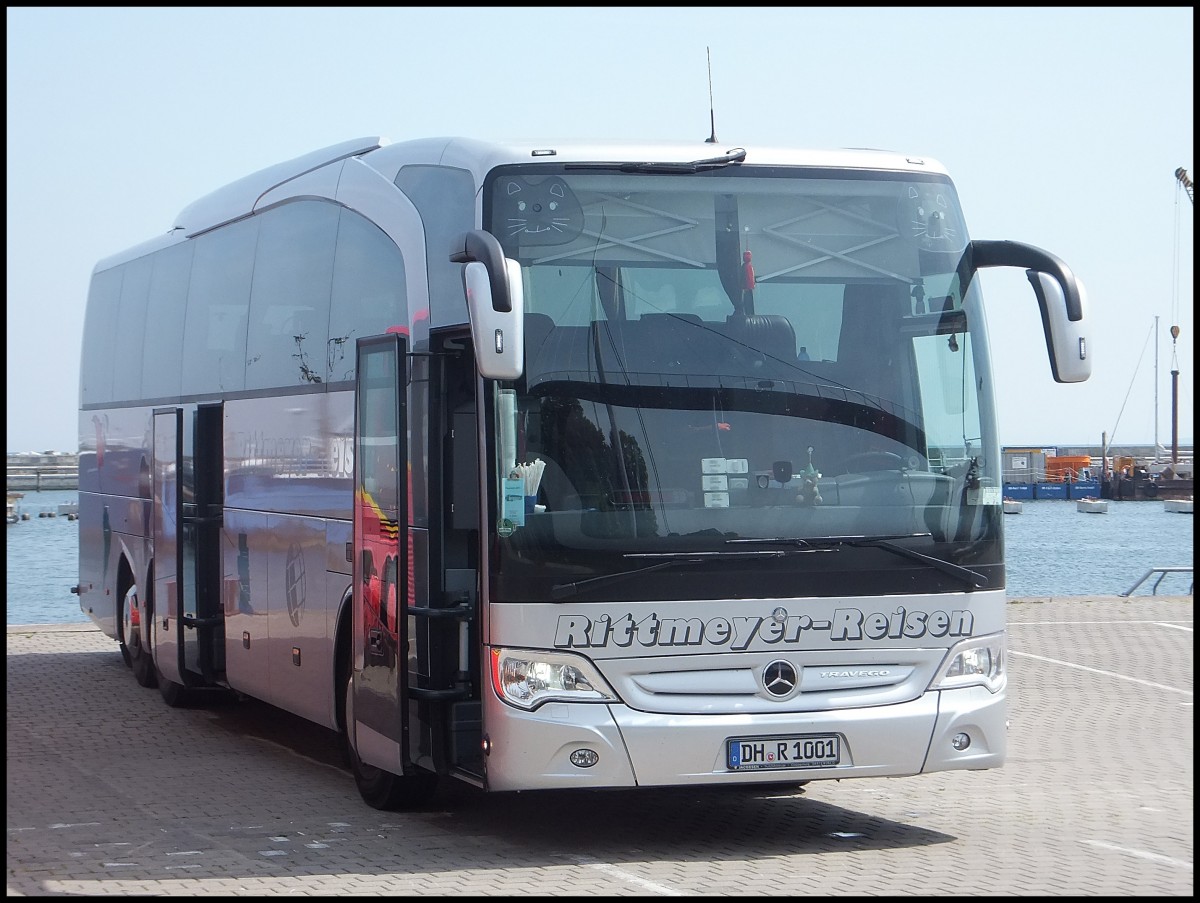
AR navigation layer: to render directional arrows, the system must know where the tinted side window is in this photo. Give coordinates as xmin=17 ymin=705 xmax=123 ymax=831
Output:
xmin=182 ymin=218 xmax=258 ymax=395
xmin=81 ymin=267 xmax=123 ymax=405
xmin=327 ymin=210 xmax=407 ymax=383
xmin=245 ymin=201 xmax=339 ymax=390
xmin=111 ymin=256 xmax=152 ymax=402
xmin=141 ymin=241 xmax=193 ymax=401
xmin=394 ymin=164 xmax=473 ymax=335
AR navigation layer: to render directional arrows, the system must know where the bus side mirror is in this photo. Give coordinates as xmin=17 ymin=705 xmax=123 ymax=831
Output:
xmin=1025 ymin=270 xmax=1090 ymax=383
xmin=451 ymin=230 xmax=525 ymax=380
xmin=970 ymin=239 xmax=1091 ymax=384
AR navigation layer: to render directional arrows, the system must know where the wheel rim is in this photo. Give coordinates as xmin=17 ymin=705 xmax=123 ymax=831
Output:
xmin=344 ymin=674 xmax=363 ymax=764
xmin=122 ymin=588 xmax=142 ymax=655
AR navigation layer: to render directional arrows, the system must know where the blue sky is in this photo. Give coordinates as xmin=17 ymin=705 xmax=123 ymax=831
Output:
xmin=6 ymin=6 xmax=1193 ymax=454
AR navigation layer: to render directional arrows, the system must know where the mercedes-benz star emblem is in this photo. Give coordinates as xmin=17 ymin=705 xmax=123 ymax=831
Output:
xmin=762 ymin=660 xmax=798 ymax=698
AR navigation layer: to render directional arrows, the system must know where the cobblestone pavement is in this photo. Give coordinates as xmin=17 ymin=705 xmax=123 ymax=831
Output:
xmin=7 ymin=597 xmax=1193 ymax=896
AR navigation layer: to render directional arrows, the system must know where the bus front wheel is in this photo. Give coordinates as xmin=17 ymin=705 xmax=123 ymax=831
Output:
xmin=342 ymin=671 xmax=438 ymax=810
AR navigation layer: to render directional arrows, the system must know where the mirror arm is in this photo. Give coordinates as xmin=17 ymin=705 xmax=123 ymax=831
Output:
xmin=451 ymin=229 xmax=512 ymax=312
xmin=969 ymin=240 xmax=1083 ymax=321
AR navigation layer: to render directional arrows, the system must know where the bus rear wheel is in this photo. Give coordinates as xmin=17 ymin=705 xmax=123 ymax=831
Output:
xmin=150 ymin=616 xmax=194 ymax=708
xmin=120 ymin=586 xmax=157 ymax=689
xmin=156 ymin=669 xmax=194 ymax=707
xmin=342 ymin=671 xmax=438 ymax=810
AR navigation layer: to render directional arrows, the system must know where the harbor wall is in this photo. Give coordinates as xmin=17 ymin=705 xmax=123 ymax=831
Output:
xmin=8 ymin=446 xmax=1194 ymax=497
xmin=7 ymin=452 xmax=78 ymax=491
xmin=1002 ymin=444 xmax=1194 ymax=502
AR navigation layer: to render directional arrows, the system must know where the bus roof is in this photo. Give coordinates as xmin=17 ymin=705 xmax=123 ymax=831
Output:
xmin=97 ymin=136 xmax=952 ymax=270
xmin=360 ymin=136 xmax=951 ymax=190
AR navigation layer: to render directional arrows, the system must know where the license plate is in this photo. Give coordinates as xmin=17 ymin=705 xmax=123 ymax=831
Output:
xmin=727 ymin=734 xmax=841 ymax=770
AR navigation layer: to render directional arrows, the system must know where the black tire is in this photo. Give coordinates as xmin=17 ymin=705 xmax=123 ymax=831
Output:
xmin=147 ymin=609 xmax=194 ymax=707
xmin=118 ymin=631 xmax=132 ymax=668
xmin=156 ymin=670 xmax=193 ymax=708
xmin=342 ymin=670 xmax=438 ymax=810
xmin=119 ymin=585 xmax=158 ymax=689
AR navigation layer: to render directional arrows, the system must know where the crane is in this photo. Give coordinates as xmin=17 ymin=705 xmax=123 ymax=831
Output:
xmin=1177 ymin=167 xmax=1194 ymax=204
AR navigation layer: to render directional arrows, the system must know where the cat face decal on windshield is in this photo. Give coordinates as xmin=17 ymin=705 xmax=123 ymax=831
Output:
xmin=500 ymin=176 xmax=583 ymax=246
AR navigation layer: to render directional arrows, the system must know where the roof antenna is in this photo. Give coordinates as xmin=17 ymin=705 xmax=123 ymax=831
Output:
xmin=705 ymin=47 xmax=718 ymax=144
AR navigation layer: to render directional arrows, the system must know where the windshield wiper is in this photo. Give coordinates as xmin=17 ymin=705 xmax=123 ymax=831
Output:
xmin=728 ymin=533 xmax=989 ymax=589
xmin=565 ymin=147 xmax=747 ymax=174
xmin=551 ymin=533 xmax=986 ymax=600
xmin=551 ymin=548 xmax=794 ymax=600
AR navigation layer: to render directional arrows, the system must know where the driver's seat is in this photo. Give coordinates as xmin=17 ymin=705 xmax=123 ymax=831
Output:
xmin=725 ymin=314 xmax=797 ymax=372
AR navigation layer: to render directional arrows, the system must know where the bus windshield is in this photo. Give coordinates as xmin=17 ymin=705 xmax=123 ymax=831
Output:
xmin=483 ymin=167 xmax=1001 ymax=603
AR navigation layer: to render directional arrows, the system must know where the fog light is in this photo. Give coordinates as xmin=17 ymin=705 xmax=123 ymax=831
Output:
xmin=569 ymin=748 xmax=599 ymax=768
xmin=951 ymin=732 xmax=971 ymax=751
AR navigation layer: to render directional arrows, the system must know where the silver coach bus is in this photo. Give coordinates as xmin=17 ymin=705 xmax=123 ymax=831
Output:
xmin=75 ymin=136 xmax=1090 ymax=809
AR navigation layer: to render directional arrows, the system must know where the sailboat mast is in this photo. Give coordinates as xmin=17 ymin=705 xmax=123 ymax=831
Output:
xmin=1171 ymin=167 xmax=1190 ymax=466
xmin=1171 ymin=324 xmax=1180 ymax=464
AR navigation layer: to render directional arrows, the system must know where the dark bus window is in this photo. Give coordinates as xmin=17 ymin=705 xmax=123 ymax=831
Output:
xmin=80 ymin=267 xmax=122 ymax=405
xmin=182 ymin=218 xmax=258 ymax=396
xmin=111 ymin=256 xmax=152 ymax=403
xmin=140 ymin=241 xmax=193 ymax=402
xmin=394 ymin=164 xmax=473 ymax=340
xmin=327 ymin=210 xmax=408 ymax=383
xmin=245 ymin=201 xmax=339 ymax=391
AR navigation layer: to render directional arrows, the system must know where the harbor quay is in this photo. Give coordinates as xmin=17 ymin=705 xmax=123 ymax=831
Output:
xmin=6 ymin=597 xmax=1192 ymax=897
xmin=1002 ymin=444 xmax=1194 ymax=502
xmin=8 ymin=446 xmax=1194 ymax=497
xmin=6 ymin=452 xmax=77 ymax=491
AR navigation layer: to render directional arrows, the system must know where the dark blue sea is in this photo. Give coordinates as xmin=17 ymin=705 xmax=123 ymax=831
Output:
xmin=6 ymin=489 xmax=1194 ymax=625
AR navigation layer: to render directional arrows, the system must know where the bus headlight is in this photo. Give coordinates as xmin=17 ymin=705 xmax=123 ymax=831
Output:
xmin=929 ymin=632 xmax=1006 ymax=694
xmin=490 ymin=647 xmax=619 ymax=710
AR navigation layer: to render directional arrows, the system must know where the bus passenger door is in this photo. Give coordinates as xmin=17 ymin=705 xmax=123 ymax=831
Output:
xmin=151 ymin=409 xmax=184 ymax=684
xmin=151 ymin=404 xmax=224 ymax=688
xmin=180 ymin=403 xmax=225 ymax=683
xmin=351 ymin=334 xmax=417 ymax=773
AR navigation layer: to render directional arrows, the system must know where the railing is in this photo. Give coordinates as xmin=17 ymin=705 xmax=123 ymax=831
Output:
xmin=1120 ymin=567 xmax=1194 ymax=597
